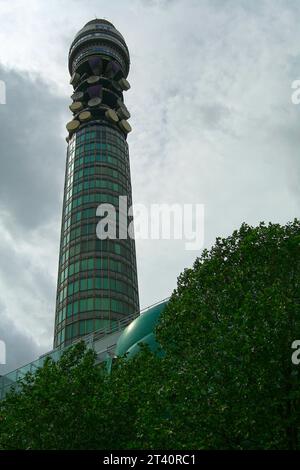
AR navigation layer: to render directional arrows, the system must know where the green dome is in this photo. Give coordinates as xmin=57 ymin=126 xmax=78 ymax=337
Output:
xmin=115 ymin=300 xmax=168 ymax=358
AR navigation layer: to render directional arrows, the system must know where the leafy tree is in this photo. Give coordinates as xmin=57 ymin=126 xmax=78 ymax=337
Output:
xmin=0 ymin=343 xmax=110 ymax=449
xmin=1 ymin=220 xmax=300 ymax=449
xmin=152 ymin=220 xmax=300 ymax=449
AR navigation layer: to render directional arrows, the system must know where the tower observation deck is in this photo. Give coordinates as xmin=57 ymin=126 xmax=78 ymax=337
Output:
xmin=53 ymin=19 xmax=139 ymax=349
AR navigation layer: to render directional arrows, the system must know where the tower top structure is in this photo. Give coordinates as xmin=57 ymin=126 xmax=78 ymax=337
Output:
xmin=68 ymin=18 xmax=130 ymax=78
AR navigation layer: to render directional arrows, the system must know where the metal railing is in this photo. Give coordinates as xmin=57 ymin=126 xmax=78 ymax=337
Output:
xmin=70 ymin=297 xmax=169 ymax=348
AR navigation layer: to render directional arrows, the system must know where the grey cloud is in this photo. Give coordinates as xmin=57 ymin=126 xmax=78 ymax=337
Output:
xmin=0 ymin=66 xmax=68 ymax=230
xmin=0 ymin=300 xmax=44 ymax=376
xmin=0 ymin=68 xmax=67 ymax=370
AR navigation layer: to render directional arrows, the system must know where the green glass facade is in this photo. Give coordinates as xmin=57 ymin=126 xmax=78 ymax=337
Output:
xmin=54 ymin=20 xmax=139 ymax=348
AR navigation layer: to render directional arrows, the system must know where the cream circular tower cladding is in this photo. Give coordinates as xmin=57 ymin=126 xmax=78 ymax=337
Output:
xmin=54 ymin=19 xmax=139 ymax=349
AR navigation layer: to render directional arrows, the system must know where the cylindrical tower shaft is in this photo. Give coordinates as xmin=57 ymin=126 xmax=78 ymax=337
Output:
xmin=54 ymin=19 xmax=139 ymax=349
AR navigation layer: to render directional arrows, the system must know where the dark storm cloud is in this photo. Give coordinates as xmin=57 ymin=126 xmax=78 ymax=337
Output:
xmin=0 ymin=300 xmax=43 ymax=375
xmin=0 ymin=67 xmax=69 ymax=369
xmin=0 ymin=66 xmax=68 ymax=230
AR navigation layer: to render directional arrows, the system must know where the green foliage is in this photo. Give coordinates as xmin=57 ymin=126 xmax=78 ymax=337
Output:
xmin=155 ymin=220 xmax=300 ymax=449
xmin=0 ymin=343 xmax=108 ymax=449
xmin=1 ymin=221 xmax=300 ymax=449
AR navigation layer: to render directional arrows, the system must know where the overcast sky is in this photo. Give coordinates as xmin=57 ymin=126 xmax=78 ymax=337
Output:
xmin=0 ymin=0 xmax=300 ymax=373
